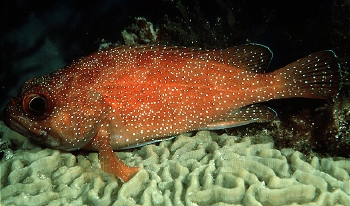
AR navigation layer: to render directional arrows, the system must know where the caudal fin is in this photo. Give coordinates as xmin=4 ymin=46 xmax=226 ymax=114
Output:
xmin=276 ymin=50 xmax=340 ymax=99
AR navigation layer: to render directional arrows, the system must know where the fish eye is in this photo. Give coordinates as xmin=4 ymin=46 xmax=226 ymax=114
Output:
xmin=29 ymin=96 xmax=46 ymax=113
xmin=22 ymin=93 xmax=52 ymax=119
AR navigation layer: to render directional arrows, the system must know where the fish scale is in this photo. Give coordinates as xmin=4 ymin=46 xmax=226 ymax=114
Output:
xmin=3 ymin=44 xmax=340 ymax=182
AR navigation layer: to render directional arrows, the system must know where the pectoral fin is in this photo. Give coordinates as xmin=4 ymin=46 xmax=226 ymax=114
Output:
xmin=92 ymin=131 xmax=139 ymax=182
xmin=202 ymin=104 xmax=277 ymax=130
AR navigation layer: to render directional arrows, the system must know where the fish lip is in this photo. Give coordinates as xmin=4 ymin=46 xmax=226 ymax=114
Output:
xmin=3 ymin=108 xmax=80 ymax=151
xmin=3 ymin=114 xmax=64 ymax=148
xmin=3 ymin=111 xmax=48 ymax=140
xmin=2 ymin=100 xmax=28 ymax=135
xmin=3 ymin=114 xmax=29 ymax=136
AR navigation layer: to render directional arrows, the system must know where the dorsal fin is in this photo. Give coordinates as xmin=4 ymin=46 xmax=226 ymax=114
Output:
xmin=198 ymin=43 xmax=273 ymax=73
xmin=109 ymin=44 xmax=273 ymax=73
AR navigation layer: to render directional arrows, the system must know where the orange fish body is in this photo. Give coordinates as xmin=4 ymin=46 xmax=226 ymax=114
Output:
xmin=3 ymin=44 xmax=340 ymax=182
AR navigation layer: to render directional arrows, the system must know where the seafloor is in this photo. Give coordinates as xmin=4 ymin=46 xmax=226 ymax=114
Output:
xmin=1 ymin=121 xmax=349 ymax=206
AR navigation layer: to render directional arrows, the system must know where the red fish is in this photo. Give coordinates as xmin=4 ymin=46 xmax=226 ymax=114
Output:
xmin=3 ymin=44 xmax=340 ymax=182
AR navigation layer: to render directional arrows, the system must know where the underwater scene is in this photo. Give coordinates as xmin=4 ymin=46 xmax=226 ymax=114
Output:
xmin=1 ymin=0 xmax=349 ymax=205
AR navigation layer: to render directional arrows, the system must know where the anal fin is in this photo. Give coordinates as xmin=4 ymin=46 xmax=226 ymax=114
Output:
xmin=203 ymin=104 xmax=277 ymax=130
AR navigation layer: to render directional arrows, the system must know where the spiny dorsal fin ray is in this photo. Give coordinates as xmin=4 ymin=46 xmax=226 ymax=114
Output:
xmin=201 ymin=104 xmax=277 ymax=130
xmin=119 ymin=44 xmax=273 ymax=73
xmin=196 ymin=44 xmax=273 ymax=73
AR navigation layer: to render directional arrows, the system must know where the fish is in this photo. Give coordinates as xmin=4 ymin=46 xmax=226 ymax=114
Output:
xmin=2 ymin=44 xmax=340 ymax=182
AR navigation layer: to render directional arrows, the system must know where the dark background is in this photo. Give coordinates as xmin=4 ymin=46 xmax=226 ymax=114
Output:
xmin=1 ymin=0 xmax=349 ymax=108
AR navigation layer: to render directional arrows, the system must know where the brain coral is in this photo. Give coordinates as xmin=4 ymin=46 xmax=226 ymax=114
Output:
xmin=0 ymin=121 xmax=349 ymax=206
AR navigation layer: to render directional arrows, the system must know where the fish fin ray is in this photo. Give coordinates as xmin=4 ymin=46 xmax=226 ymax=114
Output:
xmin=277 ymin=50 xmax=340 ymax=99
xmin=94 ymin=134 xmax=138 ymax=182
xmin=208 ymin=43 xmax=273 ymax=73
xmin=202 ymin=104 xmax=277 ymax=130
xmin=117 ymin=136 xmax=176 ymax=150
xmin=118 ymin=44 xmax=273 ymax=73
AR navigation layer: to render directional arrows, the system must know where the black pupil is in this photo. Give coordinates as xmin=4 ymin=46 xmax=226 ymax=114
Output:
xmin=29 ymin=97 xmax=46 ymax=113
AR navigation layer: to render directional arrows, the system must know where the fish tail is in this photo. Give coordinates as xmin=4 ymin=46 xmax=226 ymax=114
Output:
xmin=276 ymin=50 xmax=341 ymax=99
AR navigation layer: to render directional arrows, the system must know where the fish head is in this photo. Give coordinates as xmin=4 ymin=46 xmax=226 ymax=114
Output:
xmin=3 ymin=77 xmax=100 ymax=151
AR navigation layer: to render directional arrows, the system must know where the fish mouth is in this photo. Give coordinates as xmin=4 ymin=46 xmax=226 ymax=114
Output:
xmin=2 ymin=103 xmax=48 ymax=141
xmin=3 ymin=113 xmax=64 ymax=149
xmin=3 ymin=103 xmax=89 ymax=151
xmin=4 ymin=116 xmax=27 ymax=135
xmin=3 ymin=113 xmax=47 ymax=139
xmin=3 ymin=109 xmax=75 ymax=151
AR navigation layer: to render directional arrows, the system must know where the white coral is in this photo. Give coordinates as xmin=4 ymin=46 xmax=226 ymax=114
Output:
xmin=1 ymin=123 xmax=349 ymax=206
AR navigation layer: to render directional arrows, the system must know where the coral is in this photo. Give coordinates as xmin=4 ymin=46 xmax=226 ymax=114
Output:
xmin=1 ymin=122 xmax=349 ymax=206
xmin=121 ymin=17 xmax=160 ymax=45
